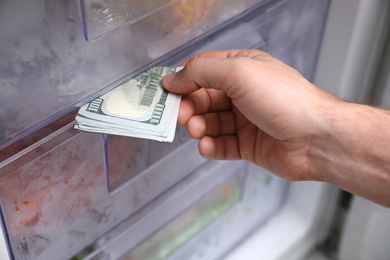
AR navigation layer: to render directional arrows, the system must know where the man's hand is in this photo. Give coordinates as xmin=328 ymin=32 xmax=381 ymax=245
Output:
xmin=162 ymin=49 xmax=390 ymax=207
xmin=162 ymin=49 xmax=338 ymax=181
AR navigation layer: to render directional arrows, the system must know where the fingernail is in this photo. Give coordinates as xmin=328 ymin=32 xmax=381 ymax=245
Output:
xmin=162 ymin=73 xmax=176 ymax=88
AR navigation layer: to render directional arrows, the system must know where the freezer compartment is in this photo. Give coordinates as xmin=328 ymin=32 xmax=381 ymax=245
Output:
xmin=0 ymin=0 xmax=332 ymax=258
xmin=0 ymin=0 xmax=328 ymax=147
xmin=0 ymin=0 xmax=272 ymax=146
xmin=0 ymin=120 xmax=202 ymax=260
xmin=73 ymin=161 xmax=287 ymax=260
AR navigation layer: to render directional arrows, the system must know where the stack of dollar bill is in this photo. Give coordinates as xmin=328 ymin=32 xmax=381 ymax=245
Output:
xmin=75 ymin=67 xmax=182 ymax=142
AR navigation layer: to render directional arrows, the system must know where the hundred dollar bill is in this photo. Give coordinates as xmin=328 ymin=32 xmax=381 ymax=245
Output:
xmin=75 ymin=66 xmax=182 ymax=142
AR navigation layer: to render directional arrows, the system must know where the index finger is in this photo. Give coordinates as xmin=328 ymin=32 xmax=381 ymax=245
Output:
xmin=161 ymin=49 xmax=269 ymax=95
xmin=161 ymin=56 xmax=229 ymax=94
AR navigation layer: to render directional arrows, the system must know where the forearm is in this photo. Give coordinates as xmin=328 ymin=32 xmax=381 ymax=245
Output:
xmin=311 ymin=102 xmax=390 ymax=207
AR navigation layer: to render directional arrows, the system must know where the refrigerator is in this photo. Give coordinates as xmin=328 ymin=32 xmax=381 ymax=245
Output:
xmin=0 ymin=0 xmax=389 ymax=259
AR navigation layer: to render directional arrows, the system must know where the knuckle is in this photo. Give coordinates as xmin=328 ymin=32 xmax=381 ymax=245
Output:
xmin=229 ymin=59 xmax=250 ymax=77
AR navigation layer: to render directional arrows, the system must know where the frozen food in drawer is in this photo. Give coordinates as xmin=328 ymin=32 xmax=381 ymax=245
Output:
xmin=0 ymin=123 xmax=106 ymax=260
xmin=0 ymin=121 xmax=200 ymax=259
xmin=159 ymin=3 xmax=269 ymax=64
xmin=82 ymin=0 xmax=271 ymax=41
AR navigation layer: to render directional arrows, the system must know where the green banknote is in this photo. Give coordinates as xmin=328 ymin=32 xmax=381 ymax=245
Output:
xmin=75 ymin=67 xmax=182 ymax=142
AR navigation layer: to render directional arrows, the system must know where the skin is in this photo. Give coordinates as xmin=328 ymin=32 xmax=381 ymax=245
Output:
xmin=162 ymin=49 xmax=390 ymax=207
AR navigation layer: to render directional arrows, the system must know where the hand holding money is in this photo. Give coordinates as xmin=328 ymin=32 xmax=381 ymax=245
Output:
xmin=75 ymin=67 xmax=181 ymax=142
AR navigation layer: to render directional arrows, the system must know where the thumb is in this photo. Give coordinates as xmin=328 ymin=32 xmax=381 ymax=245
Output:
xmin=162 ymin=56 xmax=235 ymax=94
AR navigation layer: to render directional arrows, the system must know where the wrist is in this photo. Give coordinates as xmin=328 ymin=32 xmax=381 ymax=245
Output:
xmin=308 ymin=98 xmax=390 ymax=206
xmin=307 ymin=95 xmax=347 ymax=182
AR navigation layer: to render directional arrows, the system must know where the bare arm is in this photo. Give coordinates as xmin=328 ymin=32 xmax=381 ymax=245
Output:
xmin=162 ymin=49 xmax=390 ymax=207
xmin=311 ymin=102 xmax=390 ymax=207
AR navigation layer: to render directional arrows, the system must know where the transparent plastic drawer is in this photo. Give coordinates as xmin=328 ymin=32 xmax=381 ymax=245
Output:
xmin=0 ymin=0 xmax=271 ymax=145
xmin=0 ymin=118 xmax=203 ymax=259
xmin=70 ymin=162 xmax=287 ymax=260
xmin=169 ymin=165 xmax=287 ymax=260
xmin=108 ymin=161 xmax=247 ymax=260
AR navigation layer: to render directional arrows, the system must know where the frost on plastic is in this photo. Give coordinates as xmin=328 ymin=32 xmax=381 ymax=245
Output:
xmin=0 ymin=0 xmax=267 ymax=144
xmin=0 ymin=124 xmax=195 ymax=259
xmin=0 ymin=132 xmax=108 ymax=259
